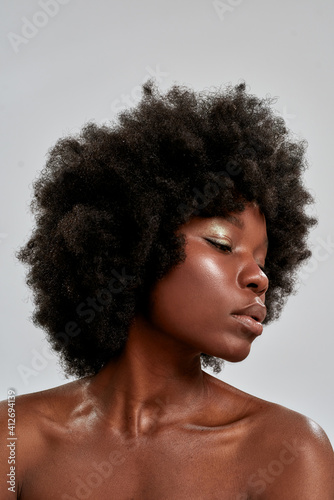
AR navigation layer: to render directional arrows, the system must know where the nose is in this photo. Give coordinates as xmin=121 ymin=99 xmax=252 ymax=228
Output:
xmin=238 ymin=261 xmax=269 ymax=296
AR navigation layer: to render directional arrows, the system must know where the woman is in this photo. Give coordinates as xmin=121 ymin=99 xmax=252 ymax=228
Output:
xmin=1 ymin=81 xmax=333 ymax=499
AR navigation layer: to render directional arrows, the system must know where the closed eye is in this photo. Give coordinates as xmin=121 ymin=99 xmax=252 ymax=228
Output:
xmin=205 ymin=239 xmax=232 ymax=253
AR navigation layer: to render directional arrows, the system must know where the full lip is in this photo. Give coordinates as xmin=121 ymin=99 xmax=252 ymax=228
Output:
xmin=230 ymin=301 xmax=267 ymax=324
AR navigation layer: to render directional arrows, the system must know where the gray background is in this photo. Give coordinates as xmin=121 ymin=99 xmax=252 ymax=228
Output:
xmin=1 ymin=0 xmax=333 ymax=447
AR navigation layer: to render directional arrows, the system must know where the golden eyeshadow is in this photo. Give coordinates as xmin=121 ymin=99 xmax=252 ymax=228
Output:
xmin=207 ymin=222 xmax=233 ymax=240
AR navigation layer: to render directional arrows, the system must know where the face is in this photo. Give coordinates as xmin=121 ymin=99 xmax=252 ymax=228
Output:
xmin=146 ymin=202 xmax=269 ymax=363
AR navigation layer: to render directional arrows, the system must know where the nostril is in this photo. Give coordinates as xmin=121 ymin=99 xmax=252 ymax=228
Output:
xmin=247 ymin=283 xmax=258 ymax=289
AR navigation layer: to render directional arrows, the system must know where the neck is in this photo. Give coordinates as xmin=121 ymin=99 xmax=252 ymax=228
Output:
xmin=87 ymin=313 xmax=210 ymax=436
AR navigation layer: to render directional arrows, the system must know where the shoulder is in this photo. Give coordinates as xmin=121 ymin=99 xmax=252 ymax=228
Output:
xmin=207 ymin=377 xmax=334 ymax=498
xmin=246 ymin=397 xmax=334 ymax=498
xmin=0 ymin=379 xmax=88 ymax=496
xmin=0 ymin=378 xmax=87 ymax=428
xmin=211 ymin=376 xmax=333 ymax=455
xmin=257 ymin=397 xmax=333 ymax=452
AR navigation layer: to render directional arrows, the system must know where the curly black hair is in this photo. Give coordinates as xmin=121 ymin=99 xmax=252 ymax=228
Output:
xmin=16 ymin=80 xmax=317 ymax=378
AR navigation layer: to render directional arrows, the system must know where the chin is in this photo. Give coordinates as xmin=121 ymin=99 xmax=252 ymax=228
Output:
xmin=206 ymin=340 xmax=253 ymax=363
xmin=224 ymin=351 xmax=251 ymax=363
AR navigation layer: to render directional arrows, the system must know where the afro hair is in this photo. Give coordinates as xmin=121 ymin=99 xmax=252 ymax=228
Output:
xmin=16 ymin=80 xmax=317 ymax=378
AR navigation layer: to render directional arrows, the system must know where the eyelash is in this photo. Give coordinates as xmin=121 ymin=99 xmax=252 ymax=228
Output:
xmin=206 ymin=239 xmax=266 ymax=272
xmin=206 ymin=239 xmax=232 ymax=253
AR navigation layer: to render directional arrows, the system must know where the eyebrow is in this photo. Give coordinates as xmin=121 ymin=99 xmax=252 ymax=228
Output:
xmin=225 ymin=214 xmax=244 ymax=229
xmin=224 ymin=214 xmax=269 ymax=249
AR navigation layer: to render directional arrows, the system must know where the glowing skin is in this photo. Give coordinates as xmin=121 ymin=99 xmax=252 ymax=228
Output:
xmin=4 ymin=203 xmax=334 ymax=499
xmin=77 ymin=202 xmax=269 ymax=438
xmin=145 ymin=201 xmax=269 ymax=363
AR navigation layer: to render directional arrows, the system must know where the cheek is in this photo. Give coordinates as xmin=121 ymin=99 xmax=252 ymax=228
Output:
xmin=147 ymin=251 xmax=233 ymax=340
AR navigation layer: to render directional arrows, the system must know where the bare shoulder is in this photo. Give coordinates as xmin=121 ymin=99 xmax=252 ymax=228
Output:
xmin=0 ymin=378 xmax=88 ymax=428
xmin=0 ymin=379 xmax=88 ymax=498
xmin=256 ymin=395 xmax=333 ymax=459
xmin=210 ymin=375 xmax=333 ymax=452
xmin=256 ymin=400 xmax=334 ymax=498
xmin=258 ymin=397 xmax=333 ymax=457
xmin=232 ymin=385 xmax=334 ymax=498
xmin=206 ymin=375 xmax=334 ymax=498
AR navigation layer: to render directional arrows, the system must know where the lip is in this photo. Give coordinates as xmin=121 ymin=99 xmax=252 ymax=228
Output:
xmin=231 ymin=301 xmax=267 ymax=336
xmin=231 ymin=314 xmax=263 ymax=336
xmin=231 ymin=301 xmax=267 ymax=324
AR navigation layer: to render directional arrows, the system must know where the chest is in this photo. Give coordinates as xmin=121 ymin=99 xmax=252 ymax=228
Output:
xmin=19 ymin=426 xmax=254 ymax=500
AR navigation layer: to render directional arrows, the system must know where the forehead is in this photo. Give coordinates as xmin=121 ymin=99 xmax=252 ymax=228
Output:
xmin=181 ymin=202 xmax=266 ymax=229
